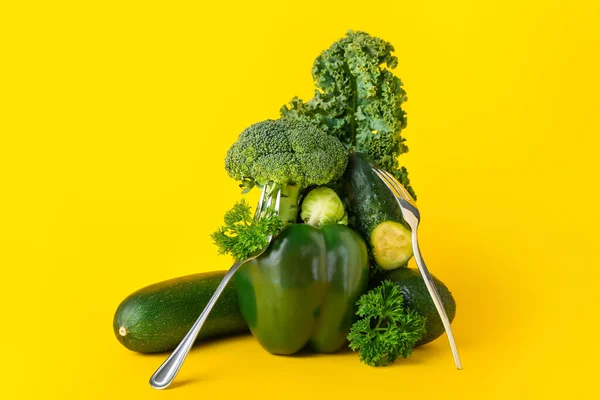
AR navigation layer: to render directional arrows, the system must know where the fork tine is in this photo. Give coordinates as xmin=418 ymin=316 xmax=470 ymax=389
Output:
xmin=380 ymin=169 xmax=403 ymax=195
xmin=374 ymin=168 xmax=419 ymax=218
xmin=380 ymin=169 xmax=412 ymax=202
xmin=373 ymin=169 xmax=401 ymax=198
xmin=376 ymin=168 xmax=418 ymax=209
xmin=254 ymin=185 xmax=268 ymax=221
xmin=397 ymin=183 xmax=413 ymax=202
xmin=393 ymin=178 xmax=416 ymax=205
xmin=264 ymin=189 xmax=283 ymax=243
xmin=273 ymin=188 xmax=282 ymax=213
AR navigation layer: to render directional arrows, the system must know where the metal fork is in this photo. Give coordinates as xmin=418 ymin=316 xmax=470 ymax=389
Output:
xmin=149 ymin=186 xmax=282 ymax=389
xmin=373 ymin=168 xmax=462 ymax=370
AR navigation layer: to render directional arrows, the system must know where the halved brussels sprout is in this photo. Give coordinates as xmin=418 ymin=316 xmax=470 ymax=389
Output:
xmin=300 ymin=187 xmax=348 ymax=227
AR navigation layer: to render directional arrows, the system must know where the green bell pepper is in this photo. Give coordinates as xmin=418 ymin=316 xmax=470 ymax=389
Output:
xmin=235 ymin=223 xmax=370 ymax=355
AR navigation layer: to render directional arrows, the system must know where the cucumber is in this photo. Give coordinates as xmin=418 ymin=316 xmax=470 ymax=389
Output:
xmin=370 ymin=221 xmax=413 ymax=270
xmin=381 ymin=268 xmax=456 ymax=346
xmin=113 ymin=271 xmax=249 ymax=353
xmin=345 ymin=152 xmax=413 ymax=269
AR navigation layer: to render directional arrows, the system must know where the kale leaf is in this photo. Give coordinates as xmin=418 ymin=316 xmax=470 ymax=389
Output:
xmin=281 ymin=30 xmax=416 ymax=198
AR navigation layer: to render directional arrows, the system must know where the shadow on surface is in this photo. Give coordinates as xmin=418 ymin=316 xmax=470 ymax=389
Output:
xmin=163 ymin=378 xmax=201 ymax=390
xmin=279 ymin=343 xmax=354 ymax=359
xmin=132 ymin=332 xmax=252 ymax=359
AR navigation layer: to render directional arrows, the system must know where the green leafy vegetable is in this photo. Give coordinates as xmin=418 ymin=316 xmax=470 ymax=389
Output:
xmin=348 ymin=280 xmax=426 ymax=366
xmin=224 ymin=118 xmax=348 ymax=224
xmin=211 ymin=199 xmax=284 ymax=260
xmin=281 ymin=30 xmax=416 ymax=198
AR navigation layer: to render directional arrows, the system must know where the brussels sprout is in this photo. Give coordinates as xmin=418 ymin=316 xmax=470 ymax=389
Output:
xmin=300 ymin=187 xmax=348 ymax=227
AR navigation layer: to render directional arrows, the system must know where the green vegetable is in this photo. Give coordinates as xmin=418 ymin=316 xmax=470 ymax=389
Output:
xmin=300 ymin=187 xmax=348 ymax=227
xmin=281 ymin=30 xmax=415 ymax=198
xmin=370 ymin=221 xmax=412 ymax=270
xmin=381 ymin=268 xmax=456 ymax=346
xmin=224 ymin=119 xmax=348 ymax=225
xmin=348 ymin=280 xmax=426 ymax=367
xmin=113 ymin=271 xmax=249 ymax=353
xmin=235 ymin=223 xmax=370 ymax=355
xmin=211 ymin=199 xmax=283 ymax=261
xmin=345 ymin=152 xmax=413 ymax=270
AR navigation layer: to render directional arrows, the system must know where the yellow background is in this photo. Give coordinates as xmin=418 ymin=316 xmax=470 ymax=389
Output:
xmin=2 ymin=0 xmax=599 ymax=398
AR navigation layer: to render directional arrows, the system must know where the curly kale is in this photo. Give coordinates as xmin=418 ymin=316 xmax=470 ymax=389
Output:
xmin=348 ymin=280 xmax=426 ymax=367
xmin=281 ymin=30 xmax=416 ymax=198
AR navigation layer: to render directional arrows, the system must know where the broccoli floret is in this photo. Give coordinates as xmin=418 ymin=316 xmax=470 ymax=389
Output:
xmin=225 ymin=119 xmax=348 ymax=224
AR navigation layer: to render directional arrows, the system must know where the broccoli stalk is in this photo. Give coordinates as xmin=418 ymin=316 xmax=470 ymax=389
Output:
xmin=213 ymin=119 xmax=348 ymax=260
xmin=261 ymin=182 xmax=301 ymax=225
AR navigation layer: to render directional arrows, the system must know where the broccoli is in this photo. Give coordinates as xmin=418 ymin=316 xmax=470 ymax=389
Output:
xmin=212 ymin=119 xmax=348 ymax=260
xmin=225 ymin=118 xmax=348 ymax=225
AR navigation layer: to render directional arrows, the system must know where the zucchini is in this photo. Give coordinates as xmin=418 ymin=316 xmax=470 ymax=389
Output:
xmin=345 ymin=152 xmax=413 ymax=269
xmin=113 ymin=271 xmax=249 ymax=353
xmin=381 ymin=268 xmax=456 ymax=346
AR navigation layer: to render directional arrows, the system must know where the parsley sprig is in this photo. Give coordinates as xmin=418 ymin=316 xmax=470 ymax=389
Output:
xmin=211 ymin=199 xmax=283 ymax=261
xmin=348 ymin=280 xmax=427 ymax=367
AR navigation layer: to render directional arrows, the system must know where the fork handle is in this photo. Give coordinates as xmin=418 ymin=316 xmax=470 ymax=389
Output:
xmin=149 ymin=261 xmax=243 ymax=389
xmin=411 ymin=230 xmax=463 ymax=370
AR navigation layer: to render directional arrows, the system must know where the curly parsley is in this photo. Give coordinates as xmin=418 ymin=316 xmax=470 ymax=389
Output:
xmin=348 ymin=280 xmax=427 ymax=367
xmin=211 ymin=199 xmax=283 ymax=261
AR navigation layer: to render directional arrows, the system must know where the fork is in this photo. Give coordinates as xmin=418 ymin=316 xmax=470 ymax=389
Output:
xmin=373 ymin=168 xmax=462 ymax=370
xmin=149 ymin=186 xmax=282 ymax=389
